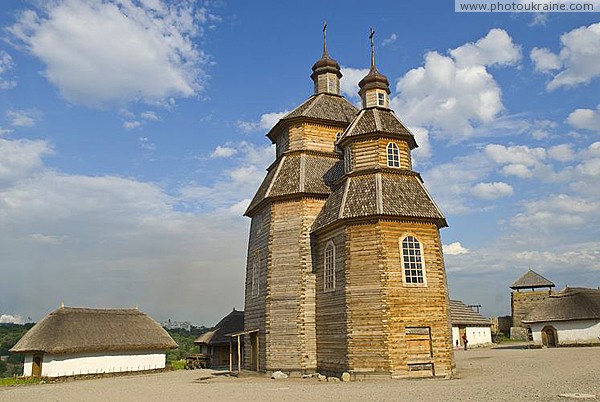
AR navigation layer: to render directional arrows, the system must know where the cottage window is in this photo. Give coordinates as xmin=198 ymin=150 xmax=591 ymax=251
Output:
xmin=251 ymin=252 xmax=260 ymax=297
xmin=378 ymin=92 xmax=385 ymax=106
xmin=344 ymin=147 xmax=352 ymax=173
xmin=324 ymin=241 xmax=335 ymax=291
xmin=387 ymin=142 xmax=400 ymax=168
xmin=401 ymin=236 xmax=425 ymax=285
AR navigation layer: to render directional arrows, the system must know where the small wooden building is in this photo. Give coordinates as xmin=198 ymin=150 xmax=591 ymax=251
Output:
xmin=510 ymin=269 xmax=555 ymax=339
xmin=195 ymin=309 xmax=244 ymax=368
xmin=449 ymin=300 xmax=492 ymax=348
xmin=523 ymin=287 xmax=600 ymax=347
xmin=10 ymin=306 xmax=177 ymax=377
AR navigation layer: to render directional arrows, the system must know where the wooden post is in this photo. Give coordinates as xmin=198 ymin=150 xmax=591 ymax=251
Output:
xmin=237 ymin=335 xmax=241 ymax=372
xmin=229 ymin=337 xmax=233 ymax=372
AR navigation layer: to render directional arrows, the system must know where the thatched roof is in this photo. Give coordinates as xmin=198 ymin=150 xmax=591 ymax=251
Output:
xmin=510 ymin=269 xmax=555 ymax=290
xmin=449 ymin=300 xmax=491 ymax=326
xmin=195 ymin=309 xmax=244 ymax=346
xmin=523 ymin=287 xmax=600 ymax=324
xmin=10 ymin=307 xmax=177 ymax=354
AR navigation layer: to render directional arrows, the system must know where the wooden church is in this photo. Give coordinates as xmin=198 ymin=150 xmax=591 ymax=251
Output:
xmin=242 ymin=28 xmax=454 ymax=379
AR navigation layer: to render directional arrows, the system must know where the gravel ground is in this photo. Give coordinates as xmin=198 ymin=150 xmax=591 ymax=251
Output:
xmin=1 ymin=345 xmax=599 ymax=401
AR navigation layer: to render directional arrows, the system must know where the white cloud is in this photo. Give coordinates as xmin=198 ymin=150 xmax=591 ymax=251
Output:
xmin=238 ymin=110 xmax=289 ymax=133
xmin=340 ymin=67 xmax=369 ymax=99
xmin=141 ymin=111 xmax=160 ymax=121
xmin=8 ymin=0 xmax=211 ymax=107
xmin=7 ymin=109 xmax=36 ymax=127
xmin=0 ymin=136 xmax=256 ymax=324
xmin=211 ymin=145 xmax=237 ymax=158
xmin=0 ymin=314 xmax=23 ymax=324
xmin=0 ymin=50 xmax=17 ymax=89
xmin=0 ymin=127 xmax=12 ymax=136
xmin=30 ymin=233 xmax=67 ymax=244
xmin=472 ymin=181 xmax=514 ymax=200
xmin=409 ymin=126 xmax=431 ymax=161
xmin=529 ymin=13 xmax=548 ymax=27
xmin=382 ymin=33 xmax=398 ymax=47
xmin=548 ymin=144 xmax=575 ymax=162
xmin=443 ymin=242 xmax=470 ymax=255
xmin=511 ymin=194 xmax=597 ymax=229
xmin=530 ymin=47 xmax=561 ymax=73
xmin=124 ymin=121 xmax=142 ymax=129
xmin=484 ymin=143 xmax=555 ymax=179
xmin=449 ymin=28 xmax=522 ymax=68
xmin=533 ymin=22 xmax=600 ymax=90
xmin=391 ymin=29 xmax=520 ymax=139
xmin=567 ymin=104 xmax=600 ymax=132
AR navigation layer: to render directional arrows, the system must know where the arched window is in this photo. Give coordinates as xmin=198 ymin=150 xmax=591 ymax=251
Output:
xmin=324 ymin=241 xmax=335 ymax=291
xmin=251 ymin=251 xmax=260 ymax=296
xmin=344 ymin=147 xmax=352 ymax=173
xmin=401 ymin=236 xmax=425 ymax=284
xmin=387 ymin=142 xmax=400 ymax=168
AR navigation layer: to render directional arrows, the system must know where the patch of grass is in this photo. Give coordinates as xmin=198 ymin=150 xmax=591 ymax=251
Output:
xmin=169 ymin=360 xmax=186 ymax=370
xmin=0 ymin=376 xmax=44 ymax=386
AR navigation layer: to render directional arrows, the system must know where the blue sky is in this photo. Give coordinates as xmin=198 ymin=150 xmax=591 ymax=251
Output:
xmin=1 ymin=0 xmax=599 ymax=325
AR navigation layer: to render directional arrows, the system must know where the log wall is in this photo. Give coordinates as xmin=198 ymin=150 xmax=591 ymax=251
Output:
xmin=351 ymin=138 xmax=412 ymax=172
xmin=314 ymin=226 xmax=348 ymax=374
xmin=288 ymin=123 xmax=344 ymax=154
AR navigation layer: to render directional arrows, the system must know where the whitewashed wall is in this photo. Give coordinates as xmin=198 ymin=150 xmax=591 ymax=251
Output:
xmin=23 ymin=350 xmax=166 ymax=377
xmin=530 ymin=320 xmax=600 ymax=346
xmin=451 ymin=326 xmax=492 ymax=348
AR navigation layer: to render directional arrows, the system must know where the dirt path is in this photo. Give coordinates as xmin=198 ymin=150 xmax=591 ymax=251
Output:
xmin=2 ymin=346 xmax=599 ymax=401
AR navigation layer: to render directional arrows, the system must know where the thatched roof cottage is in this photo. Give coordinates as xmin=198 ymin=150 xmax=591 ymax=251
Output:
xmin=10 ymin=306 xmax=177 ymax=377
xmin=523 ymin=287 xmax=600 ymax=347
xmin=449 ymin=300 xmax=493 ymax=349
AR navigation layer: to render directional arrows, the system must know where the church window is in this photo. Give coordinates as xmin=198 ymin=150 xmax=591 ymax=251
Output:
xmin=378 ymin=92 xmax=385 ymax=106
xmin=251 ymin=251 xmax=260 ymax=297
xmin=401 ymin=236 xmax=425 ymax=285
xmin=324 ymin=241 xmax=335 ymax=291
xmin=387 ymin=142 xmax=400 ymax=168
xmin=345 ymin=147 xmax=352 ymax=173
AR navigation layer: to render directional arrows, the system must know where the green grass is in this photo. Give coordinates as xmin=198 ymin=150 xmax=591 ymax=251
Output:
xmin=0 ymin=377 xmax=44 ymax=386
xmin=169 ymin=360 xmax=186 ymax=370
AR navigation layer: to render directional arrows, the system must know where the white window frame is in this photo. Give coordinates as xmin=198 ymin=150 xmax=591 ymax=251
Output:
xmin=251 ymin=251 xmax=260 ymax=297
xmin=400 ymin=235 xmax=427 ymax=286
xmin=324 ymin=241 xmax=335 ymax=291
xmin=377 ymin=92 xmax=385 ymax=106
xmin=387 ymin=142 xmax=400 ymax=168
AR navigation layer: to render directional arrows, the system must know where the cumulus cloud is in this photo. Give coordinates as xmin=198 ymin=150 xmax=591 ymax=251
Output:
xmin=141 ymin=111 xmax=160 ymax=121
xmin=409 ymin=126 xmax=431 ymax=161
xmin=391 ymin=29 xmax=521 ymax=139
xmin=123 ymin=121 xmax=142 ymax=130
xmin=472 ymin=181 xmax=514 ymax=200
xmin=238 ymin=110 xmax=289 ymax=133
xmin=340 ymin=67 xmax=369 ymax=99
xmin=567 ymin=104 xmax=600 ymax=132
xmin=530 ymin=47 xmax=561 ymax=73
xmin=0 ymin=50 xmax=17 ymax=89
xmin=443 ymin=242 xmax=470 ymax=255
xmin=484 ymin=144 xmax=552 ymax=179
xmin=548 ymin=144 xmax=576 ymax=162
xmin=532 ymin=22 xmax=600 ymax=90
xmin=0 ymin=314 xmax=24 ymax=324
xmin=8 ymin=0 xmax=211 ymax=107
xmin=211 ymin=145 xmax=237 ymax=158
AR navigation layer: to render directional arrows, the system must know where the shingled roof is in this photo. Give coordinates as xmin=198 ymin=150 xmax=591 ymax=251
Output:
xmin=195 ymin=309 xmax=244 ymax=346
xmin=311 ymin=171 xmax=447 ymax=232
xmin=245 ymin=153 xmax=343 ymax=216
xmin=267 ymin=93 xmax=357 ymax=141
xmin=10 ymin=307 xmax=177 ymax=354
xmin=339 ymin=108 xmax=417 ymax=149
xmin=510 ymin=269 xmax=555 ymax=290
xmin=449 ymin=300 xmax=491 ymax=326
xmin=523 ymin=287 xmax=600 ymax=324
